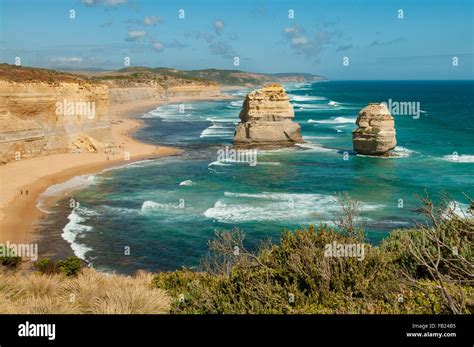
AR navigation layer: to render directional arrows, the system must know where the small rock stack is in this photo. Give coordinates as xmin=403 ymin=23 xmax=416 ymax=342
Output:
xmin=352 ymin=103 xmax=396 ymax=155
xmin=233 ymin=83 xmax=302 ymax=146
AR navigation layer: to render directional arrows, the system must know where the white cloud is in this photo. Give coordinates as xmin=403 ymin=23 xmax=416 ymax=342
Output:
xmin=82 ymin=0 xmax=127 ymax=7
xmin=127 ymin=30 xmax=147 ymax=41
xmin=214 ymin=20 xmax=224 ymax=35
xmin=283 ymin=24 xmax=340 ymax=59
xmin=144 ymin=16 xmax=161 ymax=26
xmin=51 ymin=57 xmax=84 ymax=64
xmin=284 ymin=26 xmax=299 ymax=34
xmin=105 ymin=0 xmax=126 ymax=5
xmin=291 ymin=36 xmax=309 ymax=46
xmin=152 ymin=39 xmax=164 ymax=51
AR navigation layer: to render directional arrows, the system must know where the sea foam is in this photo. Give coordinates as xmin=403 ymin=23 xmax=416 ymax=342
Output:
xmin=41 ymin=174 xmax=96 ymax=197
xmin=442 ymin=201 xmax=472 ymax=219
xmin=290 ymin=95 xmax=326 ymax=101
xmin=200 ymin=123 xmax=234 ymax=138
xmin=308 ymin=117 xmax=356 ymax=124
xmin=203 ymin=192 xmax=383 ymax=223
xmin=62 ymin=207 xmax=94 ymax=260
xmin=441 ymin=154 xmax=474 ymax=163
xmin=295 ymin=142 xmax=337 ymax=153
xmin=392 ymin=146 xmax=416 ymax=158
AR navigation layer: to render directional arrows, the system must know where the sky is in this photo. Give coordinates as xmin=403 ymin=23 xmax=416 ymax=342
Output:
xmin=0 ymin=0 xmax=473 ymax=79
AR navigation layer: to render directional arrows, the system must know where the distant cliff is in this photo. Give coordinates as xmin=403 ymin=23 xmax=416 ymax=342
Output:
xmin=118 ymin=67 xmax=325 ymax=87
xmin=87 ymin=66 xmax=325 ymax=88
xmin=90 ymin=67 xmax=221 ymax=103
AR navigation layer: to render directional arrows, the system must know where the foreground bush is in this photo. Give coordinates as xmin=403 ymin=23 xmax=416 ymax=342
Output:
xmin=151 ymin=193 xmax=473 ymax=314
xmin=34 ymin=258 xmax=58 ymax=275
xmin=0 ymin=246 xmax=21 ymax=269
xmin=153 ymin=225 xmax=468 ymax=314
xmin=381 ymin=195 xmax=474 ymax=314
xmin=57 ymin=257 xmax=83 ymax=277
xmin=34 ymin=257 xmax=83 ymax=277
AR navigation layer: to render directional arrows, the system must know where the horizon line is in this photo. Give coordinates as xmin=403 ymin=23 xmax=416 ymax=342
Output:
xmin=2 ymin=63 xmax=473 ymax=81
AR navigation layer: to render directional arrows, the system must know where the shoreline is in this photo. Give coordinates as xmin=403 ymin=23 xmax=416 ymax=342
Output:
xmin=0 ymin=93 xmax=236 ymax=247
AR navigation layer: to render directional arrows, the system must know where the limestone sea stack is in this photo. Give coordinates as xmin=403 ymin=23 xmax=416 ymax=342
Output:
xmin=352 ymin=103 xmax=397 ymax=156
xmin=233 ymin=83 xmax=302 ymax=146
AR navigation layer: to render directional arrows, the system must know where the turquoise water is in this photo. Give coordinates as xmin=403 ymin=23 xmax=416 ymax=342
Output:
xmin=41 ymin=81 xmax=474 ymax=274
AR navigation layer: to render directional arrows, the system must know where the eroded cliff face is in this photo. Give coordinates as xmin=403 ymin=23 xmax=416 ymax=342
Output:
xmin=165 ymin=84 xmax=220 ymax=97
xmin=233 ymin=84 xmax=302 ymax=146
xmin=0 ymin=79 xmax=112 ymax=163
xmin=0 ymin=64 xmax=222 ymax=164
xmin=104 ymin=80 xmax=220 ymax=104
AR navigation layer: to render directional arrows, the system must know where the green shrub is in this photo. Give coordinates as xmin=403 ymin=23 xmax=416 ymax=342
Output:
xmin=0 ymin=246 xmax=22 ymax=268
xmin=380 ymin=215 xmax=473 ymax=314
xmin=57 ymin=257 xmax=83 ymax=277
xmin=381 ymin=218 xmax=473 ymax=280
xmin=34 ymin=258 xmax=58 ymax=274
xmin=152 ymin=218 xmax=474 ymax=314
xmin=153 ymin=226 xmax=418 ymax=314
xmin=35 ymin=257 xmax=82 ymax=276
xmin=380 ymin=228 xmax=427 ymax=277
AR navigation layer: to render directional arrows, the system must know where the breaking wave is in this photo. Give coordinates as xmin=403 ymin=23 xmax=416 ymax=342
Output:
xmin=62 ymin=207 xmax=96 ymax=260
xmin=308 ymin=117 xmax=356 ymax=124
xmin=440 ymin=154 xmax=474 ymax=163
xmin=203 ymin=191 xmax=383 ymax=223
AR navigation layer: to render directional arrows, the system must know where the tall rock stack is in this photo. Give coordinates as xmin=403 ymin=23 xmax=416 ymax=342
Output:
xmin=352 ymin=103 xmax=397 ymax=155
xmin=233 ymin=83 xmax=302 ymax=146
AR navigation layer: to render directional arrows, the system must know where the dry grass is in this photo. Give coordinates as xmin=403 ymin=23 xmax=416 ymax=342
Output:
xmin=0 ymin=63 xmax=91 ymax=83
xmin=0 ymin=268 xmax=170 ymax=314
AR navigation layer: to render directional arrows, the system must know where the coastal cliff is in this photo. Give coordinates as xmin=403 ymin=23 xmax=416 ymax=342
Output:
xmin=0 ymin=64 xmax=221 ymax=164
xmin=0 ymin=65 xmax=112 ymax=164
xmin=233 ymin=83 xmax=302 ymax=146
xmin=107 ymin=84 xmax=220 ymax=104
xmin=91 ymin=67 xmax=220 ymax=104
xmin=182 ymin=69 xmax=325 ymax=87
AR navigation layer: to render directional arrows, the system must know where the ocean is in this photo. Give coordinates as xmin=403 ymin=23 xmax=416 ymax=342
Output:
xmin=37 ymin=81 xmax=474 ymax=274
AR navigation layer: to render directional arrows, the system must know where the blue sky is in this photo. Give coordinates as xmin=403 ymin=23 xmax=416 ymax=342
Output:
xmin=0 ymin=0 xmax=472 ymax=79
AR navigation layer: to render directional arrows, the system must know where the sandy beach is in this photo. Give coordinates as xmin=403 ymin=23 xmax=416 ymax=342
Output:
xmin=0 ymin=93 xmax=234 ymax=245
